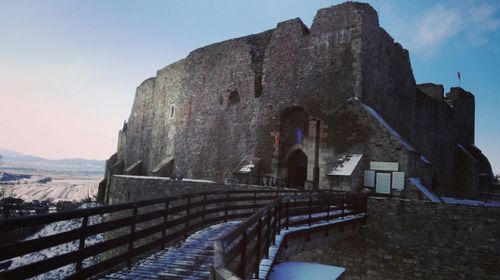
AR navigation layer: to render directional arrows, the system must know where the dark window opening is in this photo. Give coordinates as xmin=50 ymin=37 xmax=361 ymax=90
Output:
xmin=170 ymin=105 xmax=175 ymax=118
xmin=254 ymin=75 xmax=262 ymax=97
xmin=228 ymin=90 xmax=240 ymax=106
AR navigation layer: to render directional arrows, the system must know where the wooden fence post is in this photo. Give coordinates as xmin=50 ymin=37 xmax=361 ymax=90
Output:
xmin=254 ymin=217 xmax=262 ymax=279
xmin=224 ymin=193 xmax=230 ymax=222
xmin=185 ymin=196 xmax=191 ymax=239
xmin=76 ymin=215 xmax=89 ymax=272
xmin=238 ymin=229 xmax=247 ymax=278
xmin=253 ymin=192 xmax=257 ymax=213
xmin=161 ymin=201 xmax=170 ymax=249
xmin=286 ymin=199 xmax=290 ymax=230
xmin=127 ymin=206 xmax=138 ymax=266
xmin=326 ymin=196 xmax=330 ymax=222
xmin=308 ymin=193 xmax=312 ymax=227
xmin=277 ymin=200 xmax=282 ymax=235
xmin=265 ymin=210 xmax=271 ymax=258
xmin=202 ymin=194 xmax=207 ymax=223
xmin=272 ymin=206 xmax=277 ymax=245
xmin=342 ymin=193 xmax=346 ymax=220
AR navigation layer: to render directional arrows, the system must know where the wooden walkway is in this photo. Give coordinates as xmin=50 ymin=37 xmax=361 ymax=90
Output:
xmin=101 ymin=210 xmax=359 ymax=280
xmin=101 ymin=221 xmax=240 ymax=280
xmin=0 ymin=190 xmax=366 ymax=280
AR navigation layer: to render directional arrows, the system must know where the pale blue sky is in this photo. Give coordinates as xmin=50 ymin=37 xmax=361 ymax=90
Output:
xmin=0 ymin=0 xmax=499 ymax=174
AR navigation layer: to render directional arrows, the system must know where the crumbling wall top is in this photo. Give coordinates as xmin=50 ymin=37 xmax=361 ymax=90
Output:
xmin=311 ymin=2 xmax=378 ymax=34
xmin=446 ymin=87 xmax=475 ymax=101
xmin=417 ymin=83 xmax=444 ymax=100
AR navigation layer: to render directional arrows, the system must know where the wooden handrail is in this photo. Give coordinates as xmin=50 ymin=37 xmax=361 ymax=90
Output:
xmin=0 ymin=189 xmax=364 ymax=280
xmin=213 ymin=192 xmax=367 ymax=279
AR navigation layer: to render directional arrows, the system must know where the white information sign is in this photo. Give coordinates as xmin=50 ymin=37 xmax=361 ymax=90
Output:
xmin=364 ymin=170 xmax=375 ymax=187
xmin=392 ymin=172 xmax=405 ymax=190
xmin=370 ymin=161 xmax=399 ymax=171
xmin=376 ymin=173 xmax=391 ymax=194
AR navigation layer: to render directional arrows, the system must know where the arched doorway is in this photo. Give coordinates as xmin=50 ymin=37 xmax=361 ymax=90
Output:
xmin=287 ymin=149 xmax=308 ymax=188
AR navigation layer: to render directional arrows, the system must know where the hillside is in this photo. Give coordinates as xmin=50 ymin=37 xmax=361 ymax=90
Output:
xmin=0 ymin=148 xmax=104 ymax=174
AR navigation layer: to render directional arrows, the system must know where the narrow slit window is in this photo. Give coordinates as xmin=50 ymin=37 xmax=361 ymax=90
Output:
xmin=170 ymin=105 xmax=175 ymax=119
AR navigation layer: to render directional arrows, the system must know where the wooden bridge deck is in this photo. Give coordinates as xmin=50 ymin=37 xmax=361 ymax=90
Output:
xmin=100 ymin=210 xmax=361 ymax=280
xmin=100 ymin=221 xmax=240 ymax=280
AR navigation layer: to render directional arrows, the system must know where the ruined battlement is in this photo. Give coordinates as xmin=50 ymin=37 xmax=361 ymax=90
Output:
xmin=447 ymin=87 xmax=475 ymax=102
xmin=417 ymin=83 xmax=444 ymax=100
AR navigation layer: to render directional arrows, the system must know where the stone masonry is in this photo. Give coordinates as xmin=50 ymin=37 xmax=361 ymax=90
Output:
xmin=101 ymin=2 xmax=498 ymax=201
xmin=290 ymin=197 xmax=500 ymax=279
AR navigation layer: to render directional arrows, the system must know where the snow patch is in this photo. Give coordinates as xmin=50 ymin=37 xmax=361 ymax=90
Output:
xmin=6 ymin=204 xmax=104 ymax=279
xmin=6 ymin=176 xmax=99 ymax=202
xmin=360 ymin=103 xmax=416 ymax=152
xmin=420 ymin=155 xmax=432 ymax=164
xmin=441 ymin=197 xmax=500 ymax=207
xmin=115 ymin=175 xmax=215 ymax=183
xmin=269 ymin=261 xmax=345 ymax=280
xmin=327 ymin=154 xmax=363 ymax=176
xmin=258 ymin=213 xmax=364 ymax=279
xmin=408 ymin=177 xmax=442 ymax=203
xmin=106 ymin=221 xmax=240 ymax=278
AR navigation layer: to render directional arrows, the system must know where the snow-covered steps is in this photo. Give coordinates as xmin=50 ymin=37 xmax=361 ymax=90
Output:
xmin=257 ymin=213 xmax=363 ymax=280
xmin=268 ymin=261 xmax=345 ymax=280
xmin=100 ymin=221 xmax=240 ymax=280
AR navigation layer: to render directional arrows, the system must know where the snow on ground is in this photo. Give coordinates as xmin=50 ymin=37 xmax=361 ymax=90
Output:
xmin=6 ymin=204 xmax=104 ymax=279
xmin=360 ymin=103 xmax=416 ymax=152
xmin=115 ymin=175 xmax=215 ymax=184
xmin=441 ymin=197 xmax=500 ymax=207
xmin=258 ymin=213 xmax=364 ymax=280
xmin=269 ymin=261 xmax=345 ymax=280
xmin=104 ymin=221 xmax=240 ymax=279
xmin=420 ymin=155 xmax=432 ymax=164
xmin=408 ymin=177 xmax=442 ymax=203
xmin=327 ymin=154 xmax=363 ymax=176
xmin=4 ymin=173 xmax=100 ymax=202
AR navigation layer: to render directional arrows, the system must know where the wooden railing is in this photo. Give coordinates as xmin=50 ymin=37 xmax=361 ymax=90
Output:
xmin=213 ymin=192 xmax=367 ymax=280
xmin=0 ymin=189 xmax=359 ymax=279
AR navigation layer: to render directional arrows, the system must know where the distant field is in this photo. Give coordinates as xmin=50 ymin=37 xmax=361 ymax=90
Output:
xmin=1 ymin=171 xmax=101 ymax=202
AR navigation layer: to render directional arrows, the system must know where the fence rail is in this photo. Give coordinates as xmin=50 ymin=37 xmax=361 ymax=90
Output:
xmin=213 ymin=192 xmax=367 ymax=280
xmin=0 ymin=189 xmax=365 ymax=279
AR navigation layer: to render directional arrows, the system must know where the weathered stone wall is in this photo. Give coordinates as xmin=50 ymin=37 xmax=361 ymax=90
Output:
xmin=360 ymin=10 xmax=416 ymax=142
xmin=452 ymin=145 xmax=479 ymax=198
xmin=103 ymin=1 xmax=493 ymax=200
xmin=107 ymin=175 xmax=272 ymax=205
xmin=410 ymin=86 xmax=479 ymax=195
xmin=413 ymin=89 xmax=456 ymax=194
xmin=114 ymin=2 xmax=377 ymax=184
xmin=289 ymin=197 xmax=500 ymax=279
xmin=358 ymin=12 xmax=483 ymax=197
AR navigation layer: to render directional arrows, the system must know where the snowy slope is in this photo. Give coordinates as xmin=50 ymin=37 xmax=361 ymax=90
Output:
xmin=6 ymin=205 xmax=104 ymax=279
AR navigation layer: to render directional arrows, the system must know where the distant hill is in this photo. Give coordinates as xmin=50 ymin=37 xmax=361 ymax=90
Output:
xmin=0 ymin=148 xmax=105 ymax=174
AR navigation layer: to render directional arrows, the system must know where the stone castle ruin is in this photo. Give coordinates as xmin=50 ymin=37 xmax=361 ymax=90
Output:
xmin=101 ymin=2 xmax=498 ymax=201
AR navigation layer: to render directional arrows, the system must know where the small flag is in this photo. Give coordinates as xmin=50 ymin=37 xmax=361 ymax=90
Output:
xmin=457 ymin=72 xmax=461 ymax=80
xmin=275 ymin=135 xmax=281 ymax=144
